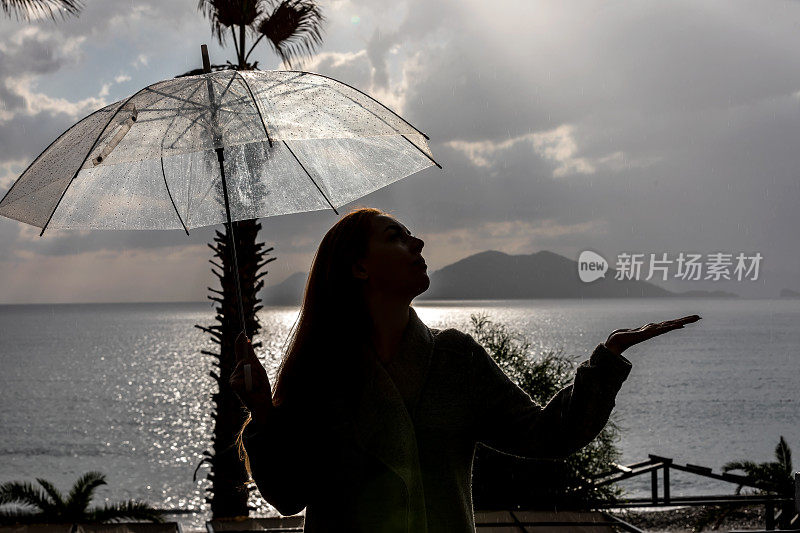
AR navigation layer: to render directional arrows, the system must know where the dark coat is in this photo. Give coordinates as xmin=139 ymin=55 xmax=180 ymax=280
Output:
xmin=242 ymin=306 xmax=632 ymax=532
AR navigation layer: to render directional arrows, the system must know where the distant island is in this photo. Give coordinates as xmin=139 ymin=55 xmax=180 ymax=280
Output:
xmin=780 ymin=288 xmax=800 ymax=298
xmin=259 ymin=250 xmax=739 ymax=305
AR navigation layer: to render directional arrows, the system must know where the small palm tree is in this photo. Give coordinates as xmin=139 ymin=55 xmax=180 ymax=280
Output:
xmin=723 ymin=436 xmax=794 ymax=496
xmin=693 ymin=437 xmax=796 ymax=531
xmin=1 ymin=0 xmax=82 ymax=21
xmin=723 ymin=436 xmax=796 ymax=528
xmin=0 ymin=471 xmax=165 ymax=525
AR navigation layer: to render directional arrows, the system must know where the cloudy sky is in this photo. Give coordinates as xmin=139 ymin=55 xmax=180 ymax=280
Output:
xmin=1 ymin=0 xmax=799 ymax=303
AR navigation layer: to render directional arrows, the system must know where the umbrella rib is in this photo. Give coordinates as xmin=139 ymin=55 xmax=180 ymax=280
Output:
xmin=167 ymin=113 xmax=214 ymax=150
xmin=275 ymin=76 xmax=439 ymax=168
xmin=240 ymin=71 xmax=308 ymax=98
xmin=233 ymin=71 xmax=273 ymax=147
xmin=160 ymin=76 xmax=234 ymax=150
xmin=0 ymin=105 xmax=111 ymax=213
xmin=269 ymin=77 xmax=442 ymax=169
xmin=39 ymin=89 xmax=149 ymax=237
xmin=160 ymin=82 xmax=207 ymax=152
xmin=143 ymin=75 xmax=248 ymax=114
xmin=210 ymin=72 xmax=239 ymax=117
xmin=156 ymin=82 xmax=210 ymax=225
xmin=326 ymin=84 xmax=441 ymax=167
xmin=160 ymin=155 xmax=190 ymax=235
xmin=236 ymin=74 xmax=382 ymax=140
xmin=317 ymin=83 xmax=441 ymax=168
xmin=285 ymin=70 xmax=431 ymax=140
xmin=135 ymin=105 xmax=205 ymax=115
xmin=167 ymin=74 xmax=241 ymax=150
xmin=167 ymin=107 xmax=218 ymax=150
xmin=401 ymin=134 xmax=442 ymax=169
xmin=194 ymin=167 xmax=222 ymax=212
xmin=282 ymin=141 xmax=339 ymax=215
xmin=243 ymin=77 xmax=391 ymax=143
xmin=227 ymin=74 xmax=438 ymax=171
xmin=143 ymin=86 xmax=208 ymax=110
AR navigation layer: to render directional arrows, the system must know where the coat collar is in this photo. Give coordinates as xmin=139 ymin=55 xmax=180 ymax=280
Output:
xmin=350 ymin=305 xmax=435 ymax=533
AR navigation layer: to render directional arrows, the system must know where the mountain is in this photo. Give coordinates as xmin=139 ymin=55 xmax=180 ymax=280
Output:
xmin=260 ymin=250 xmax=739 ymax=305
xmin=260 ymin=271 xmax=308 ymax=306
xmin=417 ymin=250 xmax=675 ymax=300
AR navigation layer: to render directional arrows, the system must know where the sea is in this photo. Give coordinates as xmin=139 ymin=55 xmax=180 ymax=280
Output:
xmin=1 ymin=298 xmax=797 ymax=530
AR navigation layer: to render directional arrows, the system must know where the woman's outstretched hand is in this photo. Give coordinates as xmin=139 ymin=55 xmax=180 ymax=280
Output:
xmin=230 ymin=331 xmax=273 ymax=425
xmin=604 ymin=315 xmax=702 ymax=356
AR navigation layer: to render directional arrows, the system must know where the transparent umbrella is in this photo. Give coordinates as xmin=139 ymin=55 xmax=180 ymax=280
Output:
xmin=0 ymin=45 xmax=440 ymax=338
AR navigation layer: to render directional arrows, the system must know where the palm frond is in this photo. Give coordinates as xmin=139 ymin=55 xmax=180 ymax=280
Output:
xmin=0 ymin=507 xmax=46 ymax=525
xmin=759 ymin=464 xmax=786 ymax=492
xmin=257 ymin=0 xmax=325 ymax=69
xmin=722 ymin=457 xmax=789 ymax=494
xmin=1 ymin=0 xmax=82 ymax=21
xmin=722 ymin=460 xmax=762 ymax=476
xmin=1 ymin=473 xmax=163 ymax=525
xmin=198 ymin=0 xmax=263 ymax=45
xmin=34 ymin=478 xmax=66 ymax=510
xmin=720 ymin=460 xmax=742 ymax=473
xmin=66 ymin=471 xmax=106 ymax=515
xmin=87 ymin=501 xmax=165 ymax=523
xmin=0 ymin=481 xmax=54 ymax=513
xmin=774 ymin=435 xmax=792 ymax=472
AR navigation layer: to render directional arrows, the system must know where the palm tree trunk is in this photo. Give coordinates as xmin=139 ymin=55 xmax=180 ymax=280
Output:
xmin=197 ymin=218 xmax=274 ymax=518
xmin=193 ymin=0 xmax=327 ymax=517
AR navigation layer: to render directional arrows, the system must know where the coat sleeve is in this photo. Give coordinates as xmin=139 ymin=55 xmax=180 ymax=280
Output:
xmin=468 ymin=334 xmax=632 ymax=459
xmin=242 ymin=403 xmax=312 ymax=516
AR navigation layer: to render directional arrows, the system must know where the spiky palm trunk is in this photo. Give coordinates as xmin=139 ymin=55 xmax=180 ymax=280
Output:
xmin=196 ymin=218 xmax=274 ymax=518
xmin=194 ymin=0 xmax=325 ymax=519
xmin=191 ymin=55 xmax=273 ymax=522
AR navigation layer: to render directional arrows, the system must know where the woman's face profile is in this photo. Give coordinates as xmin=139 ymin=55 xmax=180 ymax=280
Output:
xmin=352 ymin=214 xmax=430 ymax=300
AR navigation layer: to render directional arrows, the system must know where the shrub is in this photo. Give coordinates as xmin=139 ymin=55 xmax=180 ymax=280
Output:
xmin=468 ymin=312 xmax=623 ymax=510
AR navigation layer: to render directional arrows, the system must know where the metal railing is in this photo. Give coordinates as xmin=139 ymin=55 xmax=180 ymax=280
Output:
xmin=591 ymin=454 xmax=800 ymax=530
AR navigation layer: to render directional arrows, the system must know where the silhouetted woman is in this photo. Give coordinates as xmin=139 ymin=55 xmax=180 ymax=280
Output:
xmin=229 ymin=206 xmax=701 ymax=533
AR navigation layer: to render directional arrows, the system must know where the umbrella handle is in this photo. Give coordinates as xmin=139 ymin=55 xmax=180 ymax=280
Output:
xmin=244 ymin=363 xmax=253 ymax=393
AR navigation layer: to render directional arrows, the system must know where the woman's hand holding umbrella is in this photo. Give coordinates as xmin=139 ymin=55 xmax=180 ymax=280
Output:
xmin=604 ymin=314 xmax=702 ymax=356
xmin=230 ymin=332 xmax=274 ymax=426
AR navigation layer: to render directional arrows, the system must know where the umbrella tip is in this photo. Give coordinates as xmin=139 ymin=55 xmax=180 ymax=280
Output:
xmin=201 ymin=44 xmax=211 ymax=74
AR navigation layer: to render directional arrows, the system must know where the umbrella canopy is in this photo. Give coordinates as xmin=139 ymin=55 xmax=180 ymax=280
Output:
xmin=0 ymin=68 xmax=439 ymax=234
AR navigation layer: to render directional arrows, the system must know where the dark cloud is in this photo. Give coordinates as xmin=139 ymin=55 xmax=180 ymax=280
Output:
xmin=0 ymin=112 xmax=77 ymax=162
xmin=0 ymin=25 xmax=92 ymax=160
xmin=0 ymin=26 xmax=81 ymax=77
xmin=361 ymin=0 xmax=455 ymax=89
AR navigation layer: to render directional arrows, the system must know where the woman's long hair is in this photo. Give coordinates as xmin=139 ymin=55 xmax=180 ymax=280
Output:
xmin=237 ymin=205 xmax=391 ymax=471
